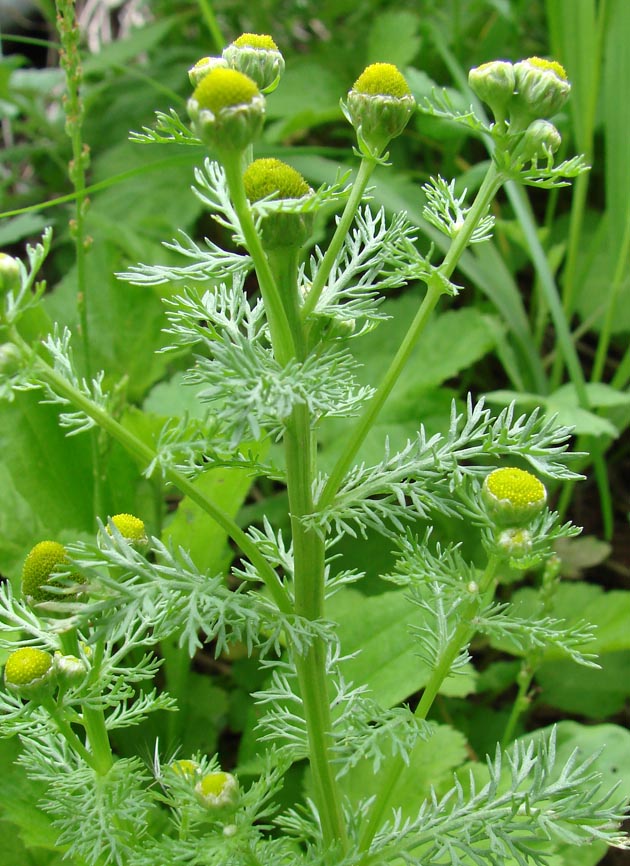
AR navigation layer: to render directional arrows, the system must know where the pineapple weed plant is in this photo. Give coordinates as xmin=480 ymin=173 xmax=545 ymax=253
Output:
xmin=0 ymin=21 xmax=628 ymax=866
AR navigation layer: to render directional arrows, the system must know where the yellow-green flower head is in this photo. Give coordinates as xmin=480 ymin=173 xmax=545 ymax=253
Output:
xmin=243 ymin=158 xmax=310 ymax=202
xmin=344 ymin=62 xmax=416 ymax=158
xmin=22 ymin=540 xmax=69 ymax=603
xmin=109 ymin=513 xmax=148 ymax=544
xmin=4 ymin=647 xmax=54 ymax=697
xmin=187 ymin=68 xmax=265 ymax=151
xmin=482 ymin=467 xmax=547 ymax=527
xmin=223 ymin=32 xmax=285 ymax=93
xmin=511 ymin=56 xmax=571 ymax=126
xmin=515 ymin=118 xmax=562 ymax=164
xmin=188 ymin=55 xmax=228 ymax=88
xmin=353 ymin=63 xmax=412 ymax=98
xmin=195 ymin=771 xmax=239 ymax=808
xmin=0 ymin=253 xmax=21 ymax=295
xmin=243 ymin=158 xmax=313 ymax=249
xmin=468 ymin=60 xmax=516 ymax=124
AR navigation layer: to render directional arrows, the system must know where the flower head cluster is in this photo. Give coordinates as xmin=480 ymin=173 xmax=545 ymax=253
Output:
xmin=468 ymin=56 xmax=570 ymax=162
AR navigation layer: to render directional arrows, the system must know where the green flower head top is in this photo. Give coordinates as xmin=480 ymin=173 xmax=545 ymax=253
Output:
xmin=482 ymin=467 xmax=547 ymax=527
xmin=4 ymin=647 xmax=55 ymax=697
xmin=196 ymin=770 xmax=239 ymax=808
xmin=187 ymin=68 xmax=265 ymax=151
xmin=343 ymin=62 xmax=416 ymax=158
xmin=511 ymin=56 xmax=570 ymax=127
xmin=223 ymin=32 xmax=285 ymax=93
xmin=54 ymin=651 xmax=88 ymax=687
xmin=468 ymin=60 xmax=516 ymax=125
xmin=170 ymin=759 xmax=200 ymax=779
xmin=109 ymin=513 xmax=148 ymax=545
xmin=188 ymin=55 xmax=228 ymax=88
xmin=22 ymin=540 xmax=70 ymax=603
xmin=243 ymin=158 xmax=314 ymax=249
xmin=515 ymin=118 xmax=562 ymax=165
xmin=0 ymin=252 xmax=21 ymax=296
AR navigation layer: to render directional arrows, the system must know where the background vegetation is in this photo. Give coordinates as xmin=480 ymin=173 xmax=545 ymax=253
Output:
xmin=1 ymin=1 xmax=629 ymax=863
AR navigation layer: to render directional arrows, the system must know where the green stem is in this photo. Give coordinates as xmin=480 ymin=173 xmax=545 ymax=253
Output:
xmin=196 ymin=0 xmax=224 ymax=53
xmin=285 ymin=408 xmax=348 ymax=849
xmin=264 ymin=242 xmax=348 ymax=848
xmin=319 ymin=163 xmax=504 ymax=508
xmin=56 ymin=0 xmax=104 ymax=523
xmin=80 ymin=704 xmax=114 ymax=775
xmin=357 ymin=554 xmax=502 ymax=855
xmin=501 ymin=661 xmax=534 ymax=747
xmin=41 ymin=697 xmax=101 ymax=772
xmin=301 ymin=158 xmax=377 ymax=321
xmin=10 ymin=331 xmax=292 ymax=615
xmin=591 ymin=209 xmax=630 ymax=382
xmin=220 ymin=151 xmax=296 ymax=365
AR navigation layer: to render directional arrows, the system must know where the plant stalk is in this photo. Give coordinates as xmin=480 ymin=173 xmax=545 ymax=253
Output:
xmin=357 ymin=554 xmax=501 ymax=856
xmin=319 ymin=162 xmax=504 ymax=508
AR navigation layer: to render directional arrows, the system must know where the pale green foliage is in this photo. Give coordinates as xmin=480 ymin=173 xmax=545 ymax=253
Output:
xmin=0 ymin=26 xmax=627 ymax=866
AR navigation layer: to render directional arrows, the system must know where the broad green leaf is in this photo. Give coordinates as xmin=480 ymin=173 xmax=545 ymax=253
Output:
xmin=329 ymin=587 xmax=477 ymax=709
xmin=497 ymin=583 xmax=630 ymax=717
xmin=340 ymin=722 xmax=468 ymax=815
xmin=536 ymin=651 xmax=630 ymax=718
xmin=366 ymin=10 xmax=422 ymax=67
xmin=0 ymin=739 xmax=63 ymax=856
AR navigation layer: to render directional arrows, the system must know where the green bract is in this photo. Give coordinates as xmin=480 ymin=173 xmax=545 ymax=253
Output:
xmin=187 ymin=68 xmax=265 ymax=151
xmin=343 ymin=62 xmax=416 ymax=158
xmin=22 ymin=540 xmax=70 ymax=603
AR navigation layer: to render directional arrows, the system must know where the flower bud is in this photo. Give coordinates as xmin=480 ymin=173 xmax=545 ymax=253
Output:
xmin=0 ymin=342 xmax=22 ymax=377
xmin=0 ymin=253 xmax=21 ymax=296
xmin=108 ymin=513 xmax=148 ymax=546
xmin=195 ymin=771 xmax=238 ymax=808
xmin=482 ymin=467 xmax=547 ymax=527
xmin=223 ymin=33 xmax=285 ymax=94
xmin=54 ymin=651 xmax=87 ymax=686
xmin=497 ymin=527 xmax=533 ymax=559
xmin=243 ymin=157 xmax=313 ymax=249
xmin=22 ymin=540 xmax=71 ymax=603
xmin=468 ymin=60 xmax=515 ymax=124
xmin=343 ymin=62 xmax=416 ymax=158
xmin=187 ymin=68 xmax=265 ymax=152
xmin=188 ymin=55 xmax=228 ymax=87
xmin=170 ymin=759 xmax=200 ymax=779
xmin=4 ymin=647 xmax=55 ymax=697
xmin=513 ymin=119 xmax=562 ymax=164
xmin=511 ymin=57 xmax=570 ymax=127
